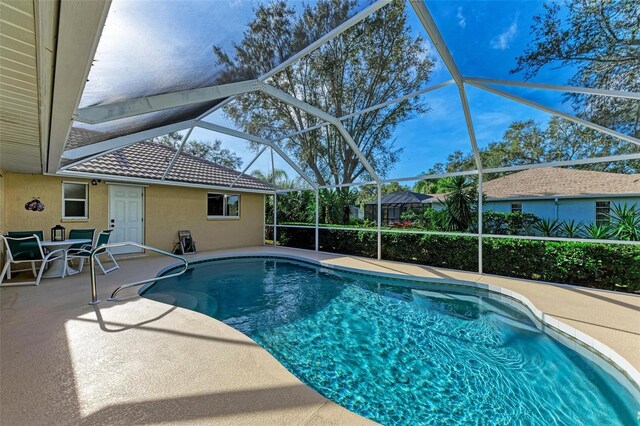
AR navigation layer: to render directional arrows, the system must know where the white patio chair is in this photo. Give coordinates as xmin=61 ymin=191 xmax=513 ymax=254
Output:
xmin=0 ymin=234 xmax=67 ymax=286
xmin=67 ymin=230 xmax=119 ymax=275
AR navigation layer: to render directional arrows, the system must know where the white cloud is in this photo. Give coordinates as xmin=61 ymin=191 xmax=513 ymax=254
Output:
xmin=456 ymin=7 xmax=466 ymax=29
xmin=420 ymin=40 xmax=444 ymax=73
xmin=490 ymin=14 xmax=519 ymax=50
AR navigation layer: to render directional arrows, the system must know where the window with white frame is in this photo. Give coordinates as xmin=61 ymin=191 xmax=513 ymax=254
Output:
xmin=595 ymin=201 xmax=611 ymax=225
xmin=62 ymin=182 xmax=88 ymax=219
xmin=207 ymin=193 xmax=240 ymax=218
xmin=511 ymin=202 xmax=523 ymax=213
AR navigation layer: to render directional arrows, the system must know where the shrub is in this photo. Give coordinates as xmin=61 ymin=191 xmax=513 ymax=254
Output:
xmin=276 ymin=227 xmax=315 ymax=250
xmin=275 ymin=228 xmax=640 ymax=292
xmin=484 ymin=238 xmax=640 ymax=292
xmin=583 ymin=223 xmax=613 ymax=240
xmin=382 ymin=233 xmax=478 ymax=271
xmin=610 ymin=203 xmax=640 ymax=241
xmin=558 ymin=219 xmax=584 ymax=238
xmin=318 ymin=228 xmax=377 ymax=258
xmin=482 ymin=211 xmax=539 ymax=235
xmin=389 ymin=220 xmax=415 ymax=229
xmin=533 ymin=218 xmax=561 ymax=237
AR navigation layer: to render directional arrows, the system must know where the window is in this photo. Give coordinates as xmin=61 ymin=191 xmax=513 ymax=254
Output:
xmin=62 ymin=182 xmax=88 ymax=219
xmin=511 ymin=202 xmax=523 ymax=214
xmin=207 ymin=193 xmax=240 ymax=218
xmin=595 ymin=201 xmax=611 ymax=225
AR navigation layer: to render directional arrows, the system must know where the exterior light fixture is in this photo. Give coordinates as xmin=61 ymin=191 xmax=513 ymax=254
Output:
xmin=51 ymin=225 xmax=66 ymax=241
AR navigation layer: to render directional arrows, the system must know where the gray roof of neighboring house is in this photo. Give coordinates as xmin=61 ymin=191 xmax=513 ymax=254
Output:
xmin=483 ymin=167 xmax=640 ymax=200
xmin=67 ymin=141 xmax=274 ymax=191
xmin=367 ymin=167 xmax=640 ymax=206
xmin=367 ymin=191 xmax=445 ymax=205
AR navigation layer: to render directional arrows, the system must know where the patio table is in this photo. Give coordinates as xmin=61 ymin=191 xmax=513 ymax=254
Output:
xmin=35 ymin=239 xmax=92 ymax=278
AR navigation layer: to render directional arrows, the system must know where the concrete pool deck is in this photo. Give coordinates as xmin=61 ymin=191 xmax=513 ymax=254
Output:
xmin=1 ymin=245 xmax=639 ymax=424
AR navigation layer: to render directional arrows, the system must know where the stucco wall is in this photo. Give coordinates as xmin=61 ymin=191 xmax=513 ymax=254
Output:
xmin=144 ymin=184 xmax=265 ymax=252
xmin=485 ymin=197 xmax=640 ymax=223
xmin=3 ymin=173 xmax=265 ymax=252
xmin=4 ymin=173 xmax=108 ymax=235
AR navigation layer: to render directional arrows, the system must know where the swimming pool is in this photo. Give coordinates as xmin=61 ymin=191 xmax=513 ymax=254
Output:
xmin=141 ymin=257 xmax=640 ymax=425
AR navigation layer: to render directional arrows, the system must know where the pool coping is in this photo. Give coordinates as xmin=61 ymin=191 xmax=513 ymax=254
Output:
xmin=145 ymin=250 xmax=640 ymax=401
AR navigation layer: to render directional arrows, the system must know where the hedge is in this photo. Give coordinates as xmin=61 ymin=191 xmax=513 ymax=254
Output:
xmin=273 ymin=227 xmax=640 ymax=292
xmin=483 ymin=238 xmax=640 ymax=292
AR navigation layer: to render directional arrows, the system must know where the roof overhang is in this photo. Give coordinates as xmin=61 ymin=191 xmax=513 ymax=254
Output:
xmin=0 ymin=0 xmax=110 ymax=175
xmin=46 ymin=0 xmax=111 ymax=174
xmin=0 ymin=0 xmax=59 ymax=173
xmin=51 ymin=170 xmax=274 ymax=195
xmin=486 ymin=194 xmax=640 ymax=202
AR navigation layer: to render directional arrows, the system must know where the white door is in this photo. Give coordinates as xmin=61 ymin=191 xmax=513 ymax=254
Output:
xmin=108 ymin=185 xmax=144 ymax=254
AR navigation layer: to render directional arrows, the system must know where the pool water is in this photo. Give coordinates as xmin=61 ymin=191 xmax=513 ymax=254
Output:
xmin=142 ymin=258 xmax=640 ymax=425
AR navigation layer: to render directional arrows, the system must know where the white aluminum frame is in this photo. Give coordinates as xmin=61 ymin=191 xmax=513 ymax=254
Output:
xmin=75 ymin=80 xmax=259 ymax=124
xmin=230 ymin=145 xmax=269 ymax=188
xmin=58 ymin=0 xmax=640 ymax=276
xmin=206 ymin=192 xmax=241 ymax=219
xmin=61 ymin=181 xmax=89 ymax=220
xmin=162 ymin=127 xmax=194 ymax=180
xmin=464 ymin=77 xmax=640 ymax=100
xmin=62 ymin=120 xmax=195 ymax=161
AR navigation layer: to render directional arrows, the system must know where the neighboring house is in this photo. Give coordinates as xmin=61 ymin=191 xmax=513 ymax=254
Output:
xmin=365 ymin=191 xmax=444 ymax=225
xmin=1 ymin=142 xmax=273 ymax=254
xmin=349 ymin=205 xmax=364 ymax=221
xmin=364 ymin=168 xmax=640 ymax=226
xmin=483 ymin=168 xmax=640 ymax=225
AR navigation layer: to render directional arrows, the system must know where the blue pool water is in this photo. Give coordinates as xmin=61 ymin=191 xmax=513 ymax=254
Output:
xmin=142 ymin=258 xmax=640 ymax=425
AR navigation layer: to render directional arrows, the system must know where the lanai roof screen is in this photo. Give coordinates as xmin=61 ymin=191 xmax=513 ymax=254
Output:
xmin=67 ymin=0 xmax=377 ymax=149
xmin=65 ymin=0 xmax=639 ymax=191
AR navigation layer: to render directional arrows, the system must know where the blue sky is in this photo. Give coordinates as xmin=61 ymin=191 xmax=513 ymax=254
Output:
xmin=83 ymin=0 xmax=600 ymax=186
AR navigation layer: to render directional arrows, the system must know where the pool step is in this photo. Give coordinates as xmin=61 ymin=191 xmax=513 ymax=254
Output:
xmin=485 ymin=311 xmax=541 ymax=334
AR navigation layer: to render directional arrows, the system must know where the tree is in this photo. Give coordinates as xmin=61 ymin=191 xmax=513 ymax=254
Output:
xmin=154 ymin=132 xmax=243 ymax=169
xmin=439 ymin=176 xmax=477 ymax=232
xmin=415 ymin=117 xmax=639 ymax=189
xmin=250 ymin=169 xmax=293 ymax=188
xmin=213 ymin=0 xmax=434 ymax=186
xmin=512 ymin=0 xmax=640 ymax=139
xmin=355 ymin=181 xmax=411 ymax=208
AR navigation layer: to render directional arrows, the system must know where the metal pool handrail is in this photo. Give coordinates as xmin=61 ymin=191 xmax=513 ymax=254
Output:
xmin=88 ymin=242 xmax=189 ymax=305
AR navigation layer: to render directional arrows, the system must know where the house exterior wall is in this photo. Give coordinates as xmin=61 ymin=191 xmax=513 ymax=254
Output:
xmin=2 ymin=173 xmax=265 ymax=253
xmin=144 ymin=184 xmax=265 ymax=253
xmin=485 ymin=197 xmax=640 ymax=223
xmin=3 ymin=173 xmax=109 ymax=235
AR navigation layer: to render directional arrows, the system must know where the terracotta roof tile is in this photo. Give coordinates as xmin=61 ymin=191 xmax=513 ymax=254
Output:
xmin=67 ymin=141 xmax=274 ymax=191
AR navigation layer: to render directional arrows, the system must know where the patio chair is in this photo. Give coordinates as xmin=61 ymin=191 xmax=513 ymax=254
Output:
xmin=67 ymin=230 xmax=119 ymax=274
xmin=0 ymin=234 xmax=67 ymax=286
xmin=172 ymin=230 xmax=196 ymax=255
xmin=6 ymin=230 xmax=45 ymax=275
xmin=67 ymin=229 xmax=96 ymax=253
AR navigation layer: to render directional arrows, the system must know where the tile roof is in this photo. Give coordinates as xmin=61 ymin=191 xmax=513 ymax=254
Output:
xmin=67 ymin=141 xmax=274 ymax=191
xmin=368 ymin=168 xmax=640 ymax=206
xmin=483 ymin=167 xmax=640 ymax=199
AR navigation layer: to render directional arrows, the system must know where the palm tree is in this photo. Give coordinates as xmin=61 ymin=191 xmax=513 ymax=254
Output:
xmin=533 ymin=218 xmax=560 ymax=237
xmin=250 ymin=169 xmax=292 ymax=188
xmin=610 ymin=203 xmax=640 ymax=241
xmin=440 ymin=176 xmax=477 ymax=232
xmin=559 ymin=220 xmax=584 ymax=238
xmin=583 ymin=223 xmax=612 ymax=240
